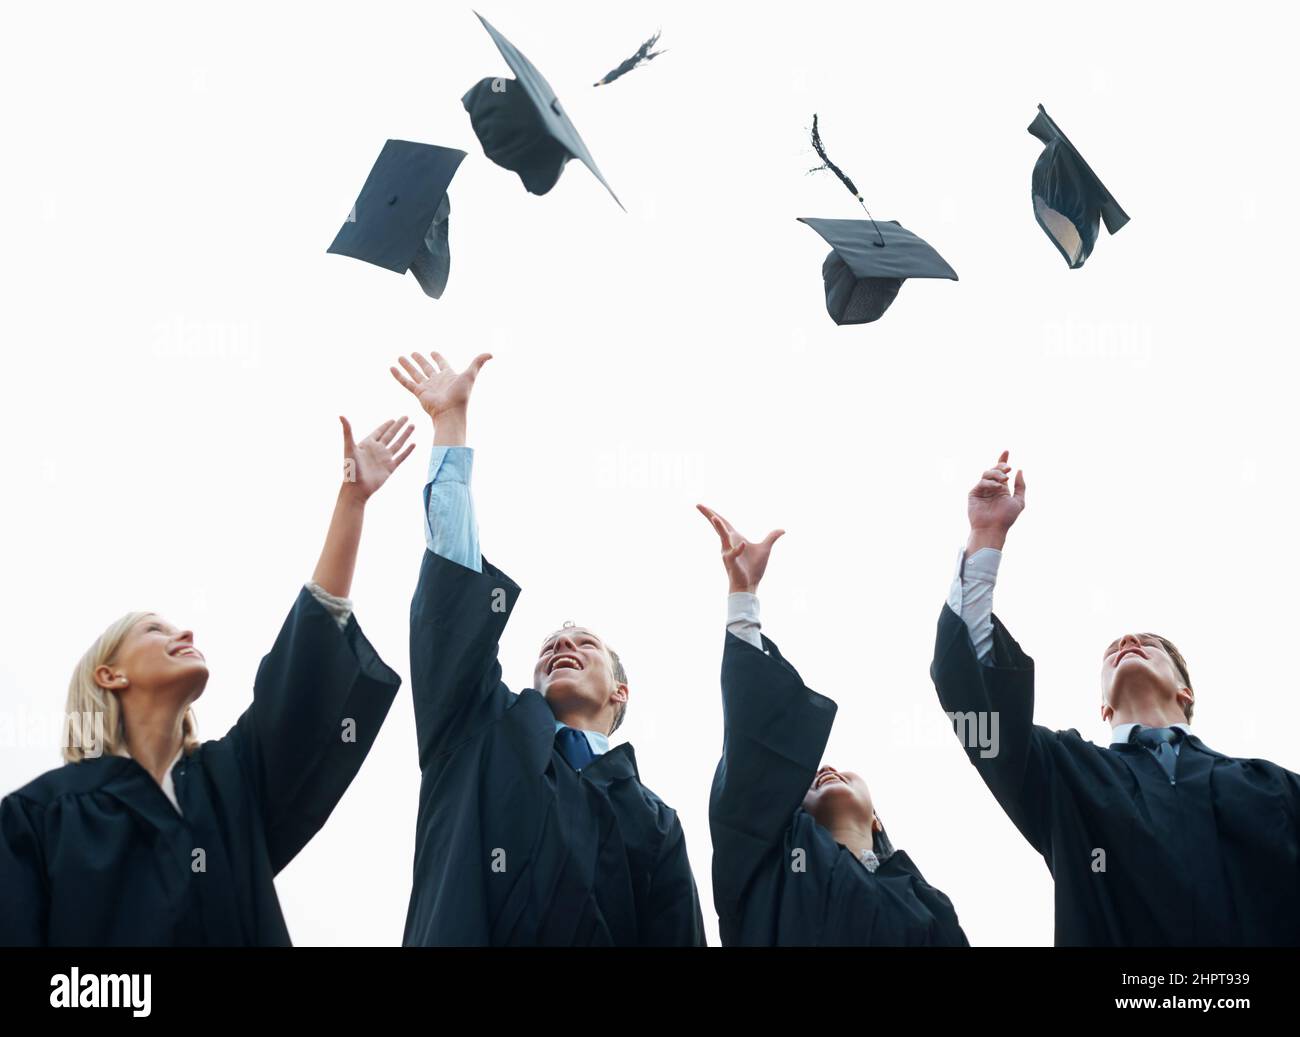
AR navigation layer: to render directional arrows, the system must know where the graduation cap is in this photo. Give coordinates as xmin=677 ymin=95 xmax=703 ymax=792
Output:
xmin=462 ymin=12 xmax=622 ymax=208
xmin=798 ymin=218 xmax=958 ymax=324
xmin=327 ymin=140 xmax=467 ymax=299
xmin=798 ymin=115 xmax=957 ymax=325
xmin=1027 ymin=104 xmax=1130 ymax=268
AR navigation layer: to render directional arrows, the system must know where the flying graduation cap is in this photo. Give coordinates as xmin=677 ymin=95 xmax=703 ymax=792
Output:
xmin=327 ymin=139 xmax=467 ymax=299
xmin=1027 ymin=104 xmax=1130 ymax=268
xmin=462 ymin=12 xmax=622 ymax=208
xmin=799 ymin=115 xmax=957 ymax=325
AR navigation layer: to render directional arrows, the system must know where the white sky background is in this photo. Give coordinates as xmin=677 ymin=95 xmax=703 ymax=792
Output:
xmin=1 ymin=1 xmax=1298 ymax=947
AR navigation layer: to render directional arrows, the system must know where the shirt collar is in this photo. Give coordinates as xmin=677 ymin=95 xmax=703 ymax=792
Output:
xmin=553 ymin=720 xmax=610 ymax=756
xmin=1110 ymin=721 xmax=1192 ymax=746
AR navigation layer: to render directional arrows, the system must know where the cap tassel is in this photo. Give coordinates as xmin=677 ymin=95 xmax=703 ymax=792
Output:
xmin=593 ymin=30 xmax=665 ymax=87
xmin=808 ymin=113 xmax=886 ymax=247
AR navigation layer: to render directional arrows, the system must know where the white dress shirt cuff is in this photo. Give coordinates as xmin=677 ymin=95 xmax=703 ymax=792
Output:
xmin=727 ymin=591 xmax=765 ymax=652
xmin=305 ymin=581 xmax=353 ymax=630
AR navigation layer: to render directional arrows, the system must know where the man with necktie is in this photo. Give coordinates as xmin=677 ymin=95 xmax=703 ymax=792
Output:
xmin=391 ymin=350 xmax=705 ymax=946
xmin=931 ymin=451 xmax=1300 ymax=946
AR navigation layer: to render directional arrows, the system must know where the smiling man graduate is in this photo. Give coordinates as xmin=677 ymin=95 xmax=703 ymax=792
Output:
xmin=391 ymin=351 xmax=705 ymax=946
xmin=931 ymin=451 xmax=1300 ymax=946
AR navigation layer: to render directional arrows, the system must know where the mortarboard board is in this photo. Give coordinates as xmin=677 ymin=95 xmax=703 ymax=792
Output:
xmin=462 ymin=11 xmax=622 ymax=208
xmin=1027 ymin=104 xmax=1130 ymax=269
xmin=797 ymin=219 xmax=958 ymax=325
xmin=327 ymin=139 xmax=467 ymax=299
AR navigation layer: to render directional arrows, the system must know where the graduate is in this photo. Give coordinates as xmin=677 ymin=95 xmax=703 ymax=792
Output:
xmin=932 ymin=451 xmax=1300 ymax=946
xmin=390 ymin=351 xmax=705 ymax=946
xmin=0 ymin=415 xmax=412 ymax=946
xmin=700 ymin=505 xmax=968 ymax=947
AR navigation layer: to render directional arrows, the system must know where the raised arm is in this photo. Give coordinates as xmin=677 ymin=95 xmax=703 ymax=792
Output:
xmin=230 ymin=414 xmax=409 ymax=872
xmin=698 ymin=505 xmax=837 ymax=914
xmin=932 ymin=451 xmax=1052 ymax=855
xmin=391 ymin=352 xmax=519 ymax=768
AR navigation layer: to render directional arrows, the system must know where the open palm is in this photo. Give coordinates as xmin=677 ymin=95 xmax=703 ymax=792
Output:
xmin=342 ymin=416 xmax=415 ymax=500
xmin=697 ymin=504 xmax=785 ymax=594
xmin=968 ymin=450 xmax=1026 ymax=536
xmin=390 ymin=351 xmax=491 ymax=421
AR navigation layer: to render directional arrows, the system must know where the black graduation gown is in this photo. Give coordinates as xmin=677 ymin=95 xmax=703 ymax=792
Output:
xmin=0 ymin=588 xmax=400 ymax=946
xmin=402 ymin=549 xmax=706 ymax=946
xmin=931 ymin=603 xmax=1300 ymax=946
xmin=710 ymin=631 xmax=969 ymax=946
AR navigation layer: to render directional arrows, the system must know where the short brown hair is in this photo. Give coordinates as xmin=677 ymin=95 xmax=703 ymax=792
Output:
xmin=1144 ymin=632 xmax=1193 ymax=722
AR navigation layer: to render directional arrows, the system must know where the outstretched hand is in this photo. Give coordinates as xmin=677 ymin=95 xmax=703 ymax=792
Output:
xmin=341 ymin=415 xmax=415 ymax=501
xmin=697 ymin=504 xmax=785 ymax=594
xmin=390 ymin=351 xmax=491 ymax=425
xmin=966 ymin=449 xmax=1025 ymax=554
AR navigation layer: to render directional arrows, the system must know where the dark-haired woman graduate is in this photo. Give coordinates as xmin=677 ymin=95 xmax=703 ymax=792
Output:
xmin=0 ymin=415 xmax=413 ymax=946
xmin=700 ymin=505 xmax=968 ymax=946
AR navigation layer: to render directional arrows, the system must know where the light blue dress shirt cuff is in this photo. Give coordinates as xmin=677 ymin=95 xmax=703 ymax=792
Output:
xmin=423 ymin=445 xmax=482 ymax=573
xmin=947 ymin=546 xmax=1001 ymax=664
xmin=727 ymin=592 xmax=765 ymax=652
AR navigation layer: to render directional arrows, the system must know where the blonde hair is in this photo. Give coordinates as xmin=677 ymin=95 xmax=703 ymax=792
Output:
xmin=63 ymin=611 xmax=200 ymax=763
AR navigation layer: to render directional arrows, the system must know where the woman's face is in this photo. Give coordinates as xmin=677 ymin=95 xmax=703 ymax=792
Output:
xmin=801 ymin=765 xmax=876 ymax=831
xmin=100 ymin=614 xmax=209 ymax=701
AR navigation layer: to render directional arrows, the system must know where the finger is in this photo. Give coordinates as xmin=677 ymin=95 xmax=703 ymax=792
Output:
xmin=393 ymin=442 xmax=416 ymax=467
xmin=467 ymin=353 xmax=493 ymax=380
xmin=427 ymin=351 xmax=449 ymax=372
xmin=976 ymin=478 xmax=1008 ymax=496
xmin=762 ymin=529 xmax=786 ymax=548
xmin=369 ymin=419 xmax=395 ymax=442
xmin=708 ymin=514 xmax=734 ymax=550
xmin=981 ymin=468 xmax=1009 ymax=483
xmin=1013 ymin=469 xmax=1026 ymax=501
xmin=389 ymin=421 xmax=414 ymax=453
xmin=390 ymin=366 xmax=420 ymax=394
xmin=997 ymin=450 xmax=1010 ymax=465
xmin=339 ymin=416 xmax=355 ymax=451
xmin=727 ymin=542 xmax=746 ymax=562
xmin=398 ymin=356 xmax=425 ymax=383
xmin=379 ymin=416 xmax=408 ymax=445
xmin=413 ymin=352 xmax=436 ymax=377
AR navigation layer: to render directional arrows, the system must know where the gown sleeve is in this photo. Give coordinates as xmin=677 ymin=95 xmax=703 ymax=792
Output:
xmin=0 ymin=793 xmax=49 ymax=945
xmin=642 ymin=811 xmax=707 ymax=946
xmin=409 ymin=548 xmax=520 ymax=770
xmin=709 ymin=630 xmax=837 ymax=919
xmin=226 ymin=587 xmax=402 ymax=874
xmin=930 ymin=602 xmax=1055 ymax=856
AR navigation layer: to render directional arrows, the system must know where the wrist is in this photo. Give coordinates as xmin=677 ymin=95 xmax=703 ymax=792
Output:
xmin=338 ymin=482 xmax=370 ymax=508
xmin=729 ymin=580 xmax=758 ymax=595
xmin=966 ymin=528 xmax=1006 ymax=557
xmin=432 ymin=408 xmax=468 ymax=446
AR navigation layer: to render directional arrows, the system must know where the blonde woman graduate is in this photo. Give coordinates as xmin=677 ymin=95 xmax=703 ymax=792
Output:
xmin=0 ymin=414 xmax=414 ymax=945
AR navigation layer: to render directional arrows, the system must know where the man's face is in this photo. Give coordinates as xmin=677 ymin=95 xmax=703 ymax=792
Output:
xmin=1099 ymin=632 xmax=1192 ymax=721
xmin=533 ymin=627 xmax=625 ymax=725
xmin=801 ymin=765 xmax=876 ymax=832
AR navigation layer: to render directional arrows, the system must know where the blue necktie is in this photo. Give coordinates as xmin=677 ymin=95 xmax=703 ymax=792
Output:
xmin=555 ymin=726 xmax=595 ymax=772
xmin=1130 ymin=725 xmax=1182 ymax=784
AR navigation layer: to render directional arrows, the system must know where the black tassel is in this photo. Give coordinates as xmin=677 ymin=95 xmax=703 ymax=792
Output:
xmin=593 ymin=30 xmax=664 ymax=87
xmin=808 ymin=113 xmax=886 ymax=246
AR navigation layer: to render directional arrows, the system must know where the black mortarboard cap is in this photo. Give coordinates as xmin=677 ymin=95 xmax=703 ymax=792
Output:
xmin=1027 ymin=104 xmax=1130 ymax=269
xmin=797 ymin=217 xmax=958 ymax=325
xmin=462 ymin=12 xmax=622 ymax=208
xmin=327 ymin=139 xmax=467 ymax=299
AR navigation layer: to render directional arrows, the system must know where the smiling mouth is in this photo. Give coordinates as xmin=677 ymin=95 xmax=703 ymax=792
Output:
xmin=547 ymin=655 xmax=582 ymax=675
xmin=170 ymin=645 xmax=204 ymax=661
xmin=814 ymin=771 xmax=844 ymax=790
xmin=1114 ymin=647 xmax=1147 ymax=665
